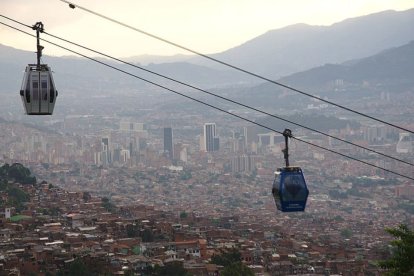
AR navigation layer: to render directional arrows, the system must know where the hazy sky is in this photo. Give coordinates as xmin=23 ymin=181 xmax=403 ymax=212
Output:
xmin=1 ymin=0 xmax=414 ymax=58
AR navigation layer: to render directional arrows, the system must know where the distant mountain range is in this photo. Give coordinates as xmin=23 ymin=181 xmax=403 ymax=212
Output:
xmin=131 ymin=8 xmax=414 ymax=79
xmin=277 ymin=40 xmax=414 ymax=91
xmin=0 ymin=43 xmax=253 ymax=94
xmin=230 ymin=40 xmax=414 ymax=112
xmin=1 ymin=8 xmax=414 ymax=97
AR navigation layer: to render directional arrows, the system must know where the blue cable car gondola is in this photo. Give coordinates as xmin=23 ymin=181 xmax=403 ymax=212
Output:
xmin=19 ymin=22 xmax=57 ymax=115
xmin=272 ymin=129 xmax=309 ymax=212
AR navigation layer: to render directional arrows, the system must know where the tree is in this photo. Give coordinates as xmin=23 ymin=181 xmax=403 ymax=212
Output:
xmin=378 ymin=224 xmax=414 ymax=275
xmin=8 ymin=163 xmax=36 ymax=184
xmin=211 ymin=248 xmax=241 ymax=266
xmin=210 ymin=248 xmax=254 ymax=275
xmin=141 ymin=228 xmax=154 ymax=242
xmin=4 ymin=186 xmax=30 ymax=212
xmin=154 ymin=261 xmax=189 ymax=276
xmin=0 ymin=163 xmax=10 ymax=178
xmin=180 ymin=170 xmax=192 ymax=180
xmin=180 ymin=211 xmax=188 ymax=219
xmin=340 ymin=228 xmax=353 ymax=239
xmin=67 ymin=259 xmax=91 ymax=276
xmin=221 ymin=262 xmax=254 ymax=276
xmin=0 ymin=163 xmax=36 ymax=185
xmin=101 ymin=197 xmax=116 ymax=212
xmin=126 ymin=223 xmax=140 ymax=238
xmin=7 ymin=187 xmax=30 ymax=202
xmin=83 ymin=191 xmax=91 ymax=202
xmin=121 ymin=270 xmax=134 ymax=276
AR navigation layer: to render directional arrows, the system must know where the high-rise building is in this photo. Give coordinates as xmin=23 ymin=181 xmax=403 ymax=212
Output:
xmin=174 ymin=143 xmax=188 ymax=163
xmin=164 ymin=127 xmax=174 ymax=159
xmin=120 ymin=149 xmax=131 ymax=163
xmin=203 ymin=123 xmax=219 ymax=152
xmin=231 ymin=129 xmax=247 ymax=153
xmin=120 ymin=121 xmax=145 ymax=132
xmin=213 ymin=137 xmax=220 ymax=151
xmin=101 ymin=136 xmax=111 ymax=165
xmin=231 ymin=154 xmax=257 ymax=173
xmin=396 ymin=133 xmax=413 ymax=153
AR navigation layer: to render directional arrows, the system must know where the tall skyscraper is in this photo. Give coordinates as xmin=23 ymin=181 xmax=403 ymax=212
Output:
xmin=101 ymin=136 xmax=111 ymax=165
xmin=231 ymin=154 xmax=257 ymax=173
xmin=120 ymin=121 xmax=145 ymax=132
xmin=164 ymin=127 xmax=174 ymax=159
xmin=203 ymin=123 xmax=219 ymax=152
xmin=231 ymin=129 xmax=247 ymax=153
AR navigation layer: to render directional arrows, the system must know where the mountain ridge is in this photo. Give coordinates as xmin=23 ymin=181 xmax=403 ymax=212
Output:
xmin=278 ymin=40 xmax=414 ymax=89
xmin=1 ymin=8 xmax=414 ymax=95
xmin=190 ymin=8 xmax=414 ymax=78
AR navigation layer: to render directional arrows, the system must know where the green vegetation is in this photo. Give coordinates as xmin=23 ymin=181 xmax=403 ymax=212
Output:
xmin=344 ymin=176 xmax=389 ymax=187
xmin=211 ymin=248 xmax=242 ymax=266
xmin=210 ymin=248 xmax=254 ymax=276
xmin=141 ymin=228 xmax=154 ymax=242
xmin=221 ymin=262 xmax=255 ymax=276
xmin=329 ymin=186 xmax=370 ymax=200
xmin=180 ymin=170 xmax=192 ymax=180
xmin=180 ymin=211 xmax=188 ymax=219
xmin=0 ymin=180 xmax=30 ymax=212
xmin=82 ymin=191 xmax=91 ymax=202
xmin=126 ymin=222 xmax=154 ymax=242
xmin=398 ymin=201 xmax=414 ymax=214
xmin=126 ymin=223 xmax=140 ymax=238
xmin=7 ymin=186 xmax=30 ymax=202
xmin=67 ymin=259 xmax=91 ymax=276
xmin=378 ymin=224 xmax=414 ymax=275
xmin=329 ymin=189 xmax=348 ymax=199
xmin=153 ymin=261 xmax=190 ymax=276
xmin=56 ymin=258 xmax=112 ymax=276
xmin=101 ymin=197 xmax=116 ymax=212
xmin=340 ymin=228 xmax=353 ymax=239
xmin=0 ymin=163 xmax=36 ymax=185
xmin=342 ymin=206 xmax=353 ymax=214
xmin=10 ymin=215 xmax=32 ymax=222
xmin=158 ymin=175 xmax=168 ymax=183
xmin=40 ymin=207 xmax=61 ymax=217
xmin=347 ymin=187 xmax=370 ymax=198
xmin=133 ymin=171 xmax=144 ymax=180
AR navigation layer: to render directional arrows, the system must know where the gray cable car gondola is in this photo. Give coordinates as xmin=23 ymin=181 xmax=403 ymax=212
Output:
xmin=272 ymin=129 xmax=309 ymax=212
xmin=19 ymin=22 xmax=57 ymax=115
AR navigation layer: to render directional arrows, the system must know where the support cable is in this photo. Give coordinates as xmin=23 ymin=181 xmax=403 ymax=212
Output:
xmin=2 ymin=14 xmax=413 ymax=167
xmin=55 ymin=1 xmax=414 ymax=135
xmin=42 ymin=30 xmax=414 ymax=167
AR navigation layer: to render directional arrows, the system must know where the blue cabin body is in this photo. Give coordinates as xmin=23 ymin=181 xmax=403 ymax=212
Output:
xmin=272 ymin=167 xmax=309 ymax=212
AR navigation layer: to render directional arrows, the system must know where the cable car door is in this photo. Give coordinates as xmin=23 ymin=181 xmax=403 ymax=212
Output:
xmin=30 ymin=71 xmax=40 ymax=114
xmin=39 ymin=72 xmax=50 ymax=114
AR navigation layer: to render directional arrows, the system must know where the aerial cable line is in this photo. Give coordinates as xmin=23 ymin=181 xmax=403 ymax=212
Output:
xmin=1 ymin=14 xmax=412 ymax=168
xmin=1 ymin=20 xmax=413 ymax=182
xmin=57 ymin=0 xmax=414 ymax=135
xmin=41 ymin=34 xmax=414 ymax=168
xmin=0 ymin=15 xmax=32 ymax=28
